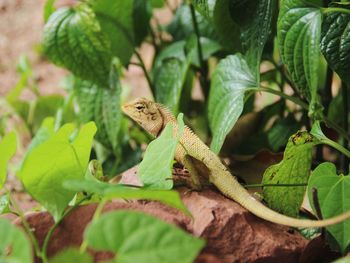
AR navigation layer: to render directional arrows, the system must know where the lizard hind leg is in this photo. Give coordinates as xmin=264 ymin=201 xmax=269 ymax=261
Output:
xmin=182 ymin=155 xmax=204 ymax=191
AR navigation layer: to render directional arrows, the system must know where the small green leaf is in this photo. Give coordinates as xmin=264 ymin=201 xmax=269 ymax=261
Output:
xmin=43 ymin=4 xmax=112 ymax=86
xmin=49 ymin=248 xmax=92 ymax=263
xmin=262 ymin=131 xmax=319 ymax=217
xmin=0 ymin=218 xmax=32 ymax=263
xmin=44 ymin=0 xmax=56 ymax=22
xmin=84 ymin=211 xmax=205 ymax=262
xmin=321 ymin=3 xmax=350 ymax=85
xmin=0 ymin=132 xmax=17 ymax=189
xmin=277 ymin=0 xmax=322 ymax=116
xmin=64 ymin=179 xmax=189 ymax=215
xmin=138 ymin=127 xmax=175 ymax=189
xmin=92 ymin=0 xmax=135 ymax=65
xmin=208 ymin=54 xmax=257 ymax=153
xmin=18 ymin=122 xmax=96 ymax=221
xmin=308 ymin=162 xmax=350 ymax=253
xmin=0 ymin=194 xmax=11 ymax=215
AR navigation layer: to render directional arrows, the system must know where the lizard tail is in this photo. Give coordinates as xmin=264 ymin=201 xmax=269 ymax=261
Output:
xmin=210 ymin=171 xmax=350 ymax=228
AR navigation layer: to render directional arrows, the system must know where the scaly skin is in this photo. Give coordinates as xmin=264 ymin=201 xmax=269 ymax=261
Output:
xmin=122 ymin=98 xmax=350 ymax=227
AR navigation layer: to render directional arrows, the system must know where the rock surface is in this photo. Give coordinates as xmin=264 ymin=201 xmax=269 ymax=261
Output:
xmin=14 ymin=187 xmax=308 ymax=263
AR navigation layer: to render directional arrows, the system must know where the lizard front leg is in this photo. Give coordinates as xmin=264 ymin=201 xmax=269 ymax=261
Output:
xmin=175 ymin=144 xmax=203 ymax=191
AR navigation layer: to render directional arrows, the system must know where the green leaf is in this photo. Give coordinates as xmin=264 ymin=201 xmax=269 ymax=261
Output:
xmin=44 ymin=0 xmax=56 ymax=22
xmin=84 ymin=211 xmax=205 ymax=262
xmin=17 ymin=122 xmax=97 ymax=221
xmin=229 ymin=0 xmax=275 ymax=78
xmin=154 ymin=58 xmax=191 ymax=114
xmin=333 ymin=258 xmax=350 ymax=263
xmin=74 ymin=70 xmax=123 ymax=152
xmin=262 ymin=131 xmax=319 ymax=217
xmin=308 ymin=162 xmax=350 ymax=253
xmin=91 ymin=0 xmax=134 ymax=65
xmin=277 ymin=0 xmax=322 ymax=113
xmin=42 ymin=4 xmax=112 ymax=86
xmin=208 ymin=54 xmax=257 ymax=153
xmin=0 ymin=194 xmax=11 ymax=215
xmin=321 ymin=3 xmax=350 ymax=85
xmin=22 ymin=118 xmax=55 ymax=163
xmin=153 ymin=38 xmax=221 ymax=69
xmin=166 ymin=5 xmax=218 ymax=42
xmin=6 ymin=56 xmax=32 ymax=104
xmin=193 ymin=0 xmax=241 ymax=51
xmin=133 ymin=0 xmax=151 ymax=46
xmin=0 ymin=218 xmax=32 ymax=263
xmin=0 ymin=132 xmax=17 ymax=189
xmin=64 ymin=179 xmax=190 ymax=215
xmin=49 ymin=248 xmax=92 ymax=263
xmin=138 ymin=114 xmax=184 ymax=189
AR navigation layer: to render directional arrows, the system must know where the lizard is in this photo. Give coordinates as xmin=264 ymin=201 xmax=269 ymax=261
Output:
xmin=122 ymin=97 xmax=350 ymax=228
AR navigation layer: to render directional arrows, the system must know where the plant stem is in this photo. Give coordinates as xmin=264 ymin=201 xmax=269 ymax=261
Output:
xmin=322 ymin=7 xmax=350 ymax=15
xmin=341 ymin=81 xmax=349 ymax=173
xmin=9 ymin=193 xmax=42 ymax=259
xmin=321 ymin=138 xmax=350 ymax=159
xmin=134 ymin=50 xmax=154 ymax=95
xmin=189 ymin=2 xmax=210 ymax=99
xmin=79 ymin=198 xmax=107 ymax=253
xmin=244 ymin=183 xmax=307 ymax=189
xmin=252 ymin=86 xmax=309 ymax=109
xmin=253 ymin=86 xmax=350 ymax=142
xmin=41 ymin=195 xmax=91 ymax=262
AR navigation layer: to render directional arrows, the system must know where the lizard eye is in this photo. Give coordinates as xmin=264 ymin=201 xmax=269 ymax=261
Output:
xmin=135 ymin=104 xmax=145 ymax=111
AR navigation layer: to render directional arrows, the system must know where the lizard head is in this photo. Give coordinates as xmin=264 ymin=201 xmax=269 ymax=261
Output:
xmin=122 ymin=97 xmax=163 ymax=136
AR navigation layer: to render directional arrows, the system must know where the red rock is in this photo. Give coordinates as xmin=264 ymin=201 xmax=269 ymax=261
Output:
xmin=14 ymin=186 xmax=308 ymax=263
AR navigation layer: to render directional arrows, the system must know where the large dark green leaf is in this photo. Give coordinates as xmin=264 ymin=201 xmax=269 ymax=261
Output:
xmin=84 ymin=211 xmax=205 ymax=263
xmin=74 ymin=68 xmax=123 ymax=153
xmin=262 ymin=131 xmax=318 ymax=217
xmin=133 ymin=0 xmax=152 ymax=46
xmin=208 ymin=54 xmax=257 ymax=153
xmin=166 ymin=4 xmax=217 ymax=42
xmin=321 ymin=3 xmax=350 ymax=85
xmin=43 ymin=4 xmax=112 ymax=87
xmin=192 ymin=0 xmax=241 ymax=51
xmin=229 ymin=0 xmax=275 ymax=77
xmin=277 ymin=0 xmax=322 ymax=115
xmin=308 ymin=162 xmax=350 ymax=253
xmin=91 ymin=0 xmax=135 ymax=65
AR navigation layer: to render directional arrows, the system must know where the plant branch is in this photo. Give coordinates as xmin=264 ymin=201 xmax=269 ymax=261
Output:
xmin=9 ymin=193 xmax=42 ymax=259
xmin=244 ymin=183 xmax=307 ymax=189
xmin=341 ymin=81 xmax=349 ymax=173
xmin=189 ymin=2 xmax=210 ymax=99
xmin=134 ymin=50 xmax=154 ymax=95
xmin=322 ymin=7 xmax=350 ymax=15
xmin=41 ymin=195 xmax=91 ymax=262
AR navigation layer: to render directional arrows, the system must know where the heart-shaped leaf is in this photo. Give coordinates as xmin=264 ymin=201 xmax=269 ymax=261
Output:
xmin=43 ymin=4 xmax=112 ymax=86
xmin=308 ymin=162 xmax=350 ymax=253
xmin=84 ymin=211 xmax=205 ymax=263
xmin=262 ymin=131 xmax=319 ymax=217
xmin=18 ymin=122 xmax=96 ymax=221
xmin=208 ymin=54 xmax=257 ymax=153
xmin=277 ymin=0 xmax=322 ymax=117
xmin=49 ymin=248 xmax=92 ymax=263
xmin=138 ymin=114 xmax=185 ymax=189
